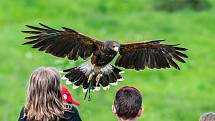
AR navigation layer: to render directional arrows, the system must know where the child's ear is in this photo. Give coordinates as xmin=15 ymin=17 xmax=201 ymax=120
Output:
xmin=137 ymin=107 xmax=144 ymax=117
xmin=112 ymin=105 xmax=117 ymax=115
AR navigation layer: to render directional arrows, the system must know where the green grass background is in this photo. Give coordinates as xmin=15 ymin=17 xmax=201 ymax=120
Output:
xmin=0 ymin=0 xmax=215 ymax=121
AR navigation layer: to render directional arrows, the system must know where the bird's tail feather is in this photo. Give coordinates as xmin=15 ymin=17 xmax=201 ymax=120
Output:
xmin=63 ymin=61 xmax=124 ymax=100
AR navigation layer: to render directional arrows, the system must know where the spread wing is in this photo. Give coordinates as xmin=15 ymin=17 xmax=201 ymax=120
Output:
xmin=22 ymin=23 xmax=102 ymax=60
xmin=115 ymin=40 xmax=188 ymax=70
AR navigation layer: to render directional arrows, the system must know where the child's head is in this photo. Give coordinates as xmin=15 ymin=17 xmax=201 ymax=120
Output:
xmin=112 ymin=86 xmax=143 ymax=121
xmin=25 ymin=67 xmax=64 ymax=120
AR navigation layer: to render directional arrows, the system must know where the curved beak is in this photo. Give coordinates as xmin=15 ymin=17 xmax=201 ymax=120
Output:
xmin=112 ymin=46 xmax=119 ymax=52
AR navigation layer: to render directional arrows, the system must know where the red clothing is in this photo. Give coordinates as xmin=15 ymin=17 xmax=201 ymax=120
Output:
xmin=62 ymin=85 xmax=80 ymax=106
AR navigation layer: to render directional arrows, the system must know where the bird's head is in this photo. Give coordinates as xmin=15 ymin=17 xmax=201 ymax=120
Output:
xmin=104 ymin=41 xmax=120 ymax=52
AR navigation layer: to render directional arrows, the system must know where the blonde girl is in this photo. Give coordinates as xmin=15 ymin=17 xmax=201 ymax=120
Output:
xmin=18 ymin=67 xmax=82 ymax=121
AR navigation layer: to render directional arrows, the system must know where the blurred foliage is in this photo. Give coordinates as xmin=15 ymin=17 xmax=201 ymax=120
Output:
xmin=154 ymin=0 xmax=211 ymax=12
xmin=0 ymin=0 xmax=215 ymax=121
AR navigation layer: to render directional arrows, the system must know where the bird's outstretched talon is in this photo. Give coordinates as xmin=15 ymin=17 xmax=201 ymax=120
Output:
xmin=87 ymin=64 xmax=95 ymax=83
xmin=84 ymin=82 xmax=92 ymax=101
xmin=96 ymin=73 xmax=102 ymax=87
xmin=87 ymin=73 xmax=93 ymax=83
xmin=84 ymin=89 xmax=91 ymax=101
xmin=88 ymin=89 xmax=91 ymax=101
xmin=84 ymin=89 xmax=88 ymax=100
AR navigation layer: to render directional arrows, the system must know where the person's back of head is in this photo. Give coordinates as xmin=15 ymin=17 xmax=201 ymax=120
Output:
xmin=200 ymin=112 xmax=215 ymax=121
xmin=25 ymin=67 xmax=65 ymax=121
xmin=112 ymin=86 xmax=143 ymax=121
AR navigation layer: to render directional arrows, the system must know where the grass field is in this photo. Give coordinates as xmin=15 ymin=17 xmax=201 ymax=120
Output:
xmin=0 ymin=0 xmax=215 ymax=121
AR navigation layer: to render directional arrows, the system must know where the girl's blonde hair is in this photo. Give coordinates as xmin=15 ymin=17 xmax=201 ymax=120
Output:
xmin=25 ymin=67 xmax=65 ymax=121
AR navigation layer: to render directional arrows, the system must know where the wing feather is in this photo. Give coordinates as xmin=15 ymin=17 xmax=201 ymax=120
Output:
xmin=23 ymin=23 xmax=102 ymax=60
xmin=115 ymin=40 xmax=188 ymax=70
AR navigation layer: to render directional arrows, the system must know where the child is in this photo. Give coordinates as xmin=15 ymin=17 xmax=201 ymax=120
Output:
xmin=18 ymin=67 xmax=82 ymax=121
xmin=112 ymin=86 xmax=143 ymax=121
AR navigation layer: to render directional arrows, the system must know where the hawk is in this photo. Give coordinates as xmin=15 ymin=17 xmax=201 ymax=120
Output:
xmin=22 ymin=23 xmax=188 ymax=100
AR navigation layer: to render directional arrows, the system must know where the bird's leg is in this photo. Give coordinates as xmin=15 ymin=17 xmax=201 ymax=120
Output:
xmin=88 ymin=86 xmax=91 ymax=101
xmin=84 ymin=82 xmax=92 ymax=101
xmin=96 ymin=73 xmax=102 ymax=87
xmin=84 ymin=64 xmax=95 ymax=101
xmin=87 ymin=73 xmax=93 ymax=83
xmin=87 ymin=64 xmax=95 ymax=83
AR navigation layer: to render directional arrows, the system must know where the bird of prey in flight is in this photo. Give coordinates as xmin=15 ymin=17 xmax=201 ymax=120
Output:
xmin=22 ymin=23 xmax=188 ymax=100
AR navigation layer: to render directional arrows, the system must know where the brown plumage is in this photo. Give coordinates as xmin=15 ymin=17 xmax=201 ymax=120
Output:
xmin=116 ymin=40 xmax=188 ymax=70
xmin=22 ymin=23 xmax=188 ymax=100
